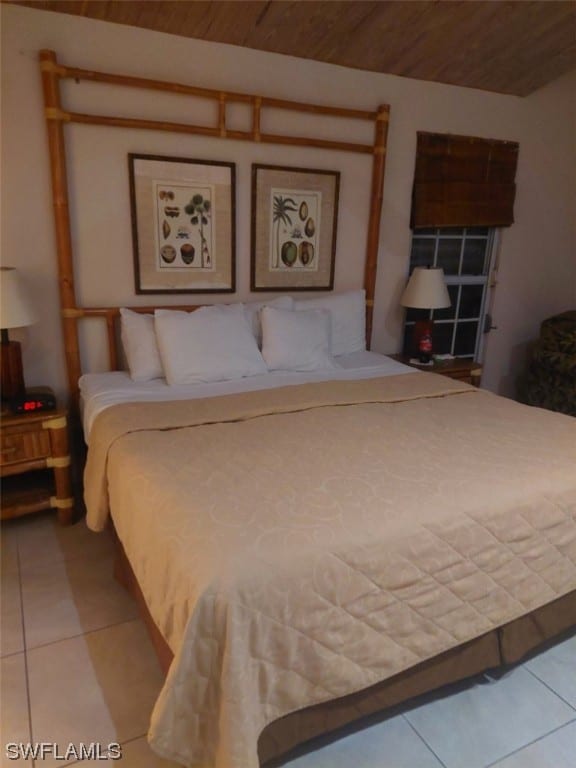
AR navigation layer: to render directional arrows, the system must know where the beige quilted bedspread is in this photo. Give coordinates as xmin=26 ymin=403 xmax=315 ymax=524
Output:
xmin=84 ymin=374 xmax=576 ymax=768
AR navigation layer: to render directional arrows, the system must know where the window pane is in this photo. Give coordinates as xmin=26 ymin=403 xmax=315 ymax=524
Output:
xmin=459 ymin=285 xmax=484 ymax=318
xmin=403 ymin=324 xmax=413 ymax=356
xmin=413 ymin=228 xmax=436 ymax=236
xmin=405 ymin=307 xmax=430 ymax=323
xmin=410 ymin=238 xmax=435 ymax=269
xmin=433 ymin=284 xmax=458 ymax=320
xmin=436 ymin=238 xmax=461 ymax=274
xmin=462 ymin=238 xmax=487 ymax=275
xmin=433 ymin=322 xmax=454 ymax=355
xmin=466 ymin=227 xmax=489 ymax=236
xmin=440 ymin=228 xmax=464 ymax=236
xmin=454 ymin=321 xmax=479 ymax=356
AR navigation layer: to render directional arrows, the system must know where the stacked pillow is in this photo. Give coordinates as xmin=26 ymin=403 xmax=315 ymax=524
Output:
xmin=120 ymin=308 xmax=163 ymax=382
xmin=155 ymin=304 xmax=267 ymax=385
xmin=261 ymin=306 xmax=337 ymax=372
xmin=294 ymin=289 xmax=366 ymax=356
xmin=119 ymin=289 xmax=366 ymax=384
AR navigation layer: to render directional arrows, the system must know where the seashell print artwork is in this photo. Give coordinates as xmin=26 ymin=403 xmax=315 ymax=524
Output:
xmin=271 ymin=190 xmax=321 ymax=273
xmin=253 ymin=164 xmax=339 ymax=290
xmin=154 ymin=182 xmax=215 ymax=272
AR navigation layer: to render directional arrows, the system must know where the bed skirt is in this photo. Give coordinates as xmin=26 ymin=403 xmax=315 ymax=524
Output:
xmin=113 ymin=534 xmax=576 ymax=766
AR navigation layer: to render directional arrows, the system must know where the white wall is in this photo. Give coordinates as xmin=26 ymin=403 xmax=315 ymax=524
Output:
xmin=2 ymin=4 xmax=575 ymax=402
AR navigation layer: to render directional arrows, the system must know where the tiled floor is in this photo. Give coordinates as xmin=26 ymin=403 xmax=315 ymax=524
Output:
xmin=1 ymin=512 xmax=575 ymax=768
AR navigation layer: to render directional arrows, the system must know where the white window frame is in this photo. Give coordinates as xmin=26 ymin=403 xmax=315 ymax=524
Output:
xmin=405 ymin=227 xmax=498 ymax=360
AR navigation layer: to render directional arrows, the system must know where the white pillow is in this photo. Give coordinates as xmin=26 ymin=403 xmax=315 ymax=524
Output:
xmin=154 ymin=304 xmax=268 ymax=385
xmin=120 ymin=308 xmax=164 ymax=382
xmin=294 ymin=289 xmax=366 ymax=356
xmin=243 ymin=296 xmax=294 ymax=345
xmin=261 ymin=306 xmax=338 ymax=372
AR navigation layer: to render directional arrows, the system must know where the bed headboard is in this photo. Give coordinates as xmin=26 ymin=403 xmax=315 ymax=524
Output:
xmin=39 ymin=50 xmax=390 ymax=411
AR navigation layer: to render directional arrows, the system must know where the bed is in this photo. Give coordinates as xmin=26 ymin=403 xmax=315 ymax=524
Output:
xmin=80 ymin=315 xmax=576 ymax=767
xmin=38 ymin=49 xmax=576 ymax=768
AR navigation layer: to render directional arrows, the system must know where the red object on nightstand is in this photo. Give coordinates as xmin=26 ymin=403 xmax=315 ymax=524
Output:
xmin=412 ymin=319 xmax=434 ymax=363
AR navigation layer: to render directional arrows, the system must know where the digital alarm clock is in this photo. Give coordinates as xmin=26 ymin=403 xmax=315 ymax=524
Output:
xmin=9 ymin=387 xmax=57 ymax=414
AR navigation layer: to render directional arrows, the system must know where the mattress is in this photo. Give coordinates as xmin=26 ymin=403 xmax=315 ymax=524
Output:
xmin=83 ymin=371 xmax=576 ymax=768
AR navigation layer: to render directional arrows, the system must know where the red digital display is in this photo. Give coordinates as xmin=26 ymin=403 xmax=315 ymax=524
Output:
xmin=10 ymin=391 xmax=57 ymax=415
xmin=23 ymin=400 xmax=44 ymax=411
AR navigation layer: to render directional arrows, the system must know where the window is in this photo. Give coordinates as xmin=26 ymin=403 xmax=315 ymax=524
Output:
xmin=403 ymin=227 xmax=496 ymax=359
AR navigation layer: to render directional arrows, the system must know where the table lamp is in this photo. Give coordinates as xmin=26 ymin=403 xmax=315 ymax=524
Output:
xmin=400 ymin=267 xmax=450 ymax=363
xmin=1 ymin=267 xmax=37 ymax=400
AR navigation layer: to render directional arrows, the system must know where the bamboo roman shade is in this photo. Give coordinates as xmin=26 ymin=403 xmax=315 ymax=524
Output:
xmin=411 ymin=132 xmax=519 ymax=228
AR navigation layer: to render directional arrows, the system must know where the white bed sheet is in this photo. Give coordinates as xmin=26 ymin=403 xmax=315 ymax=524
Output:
xmin=79 ymin=351 xmax=415 ymax=440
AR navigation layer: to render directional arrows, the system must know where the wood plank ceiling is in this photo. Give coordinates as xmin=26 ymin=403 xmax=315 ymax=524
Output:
xmin=8 ymin=1 xmax=576 ymax=96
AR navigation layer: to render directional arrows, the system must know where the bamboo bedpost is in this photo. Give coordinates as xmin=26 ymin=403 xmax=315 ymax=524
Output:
xmin=364 ymin=105 xmax=390 ymax=348
xmin=39 ymin=49 xmax=82 ymax=411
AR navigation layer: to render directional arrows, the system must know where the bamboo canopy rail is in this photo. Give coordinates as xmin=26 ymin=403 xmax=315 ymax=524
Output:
xmin=39 ymin=50 xmax=390 ymax=409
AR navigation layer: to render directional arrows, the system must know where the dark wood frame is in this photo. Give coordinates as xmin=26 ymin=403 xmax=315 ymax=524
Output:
xmin=39 ymin=49 xmax=390 ymax=411
xmin=128 ymin=153 xmax=236 ymax=295
xmin=250 ymin=164 xmax=340 ymax=292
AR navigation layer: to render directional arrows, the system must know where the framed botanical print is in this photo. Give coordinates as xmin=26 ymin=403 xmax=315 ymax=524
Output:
xmin=129 ymin=154 xmax=236 ymax=293
xmin=251 ymin=164 xmax=340 ymax=291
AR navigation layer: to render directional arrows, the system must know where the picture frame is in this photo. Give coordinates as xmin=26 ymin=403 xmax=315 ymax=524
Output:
xmin=128 ymin=154 xmax=236 ymax=293
xmin=251 ymin=164 xmax=340 ymax=291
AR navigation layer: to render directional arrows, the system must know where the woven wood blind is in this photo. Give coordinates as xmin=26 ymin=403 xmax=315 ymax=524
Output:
xmin=411 ymin=132 xmax=519 ymax=228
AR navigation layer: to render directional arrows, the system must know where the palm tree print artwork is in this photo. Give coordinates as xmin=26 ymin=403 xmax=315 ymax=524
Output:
xmin=251 ymin=165 xmax=339 ymax=291
xmin=270 ymin=188 xmax=321 ymax=271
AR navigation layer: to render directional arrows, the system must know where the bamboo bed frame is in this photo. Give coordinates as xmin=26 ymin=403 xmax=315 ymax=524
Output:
xmin=39 ymin=49 xmax=389 ymax=411
xmin=40 ymin=50 xmax=575 ymax=766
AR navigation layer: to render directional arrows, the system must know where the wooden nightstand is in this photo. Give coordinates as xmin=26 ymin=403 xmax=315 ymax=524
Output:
xmin=391 ymin=355 xmax=482 ymax=386
xmin=1 ymin=403 xmax=75 ymax=525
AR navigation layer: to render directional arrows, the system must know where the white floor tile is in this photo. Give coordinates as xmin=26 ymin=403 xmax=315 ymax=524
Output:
xmin=279 ymin=712 xmax=444 ymax=768
xmin=489 ymin=720 xmax=576 ymax=768
xmin=0 ymin=653 xmax=32 ymax=767
xmin=27 ymin=620 xmax=164 ymax=768
xmin=21 ymin=552 xmax=138 ymax=648
xmin=1 ymin=557 xmax=23 ymax=657
xmin=1 ymin=522 xmax=19 ymax=572
xmin=16 ymin=513 xmax=114 ymax=572
xmin=525 ymin=634 xmax=576 ymax=709
xmin=404 ymin=666 xmax=575 ymax=768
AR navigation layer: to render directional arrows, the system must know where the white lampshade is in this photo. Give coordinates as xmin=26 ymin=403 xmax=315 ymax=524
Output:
xmin=0 ymin=267 xmax=37 ymax=329
xmin=400 ymin=267 xmax=450 ymax=310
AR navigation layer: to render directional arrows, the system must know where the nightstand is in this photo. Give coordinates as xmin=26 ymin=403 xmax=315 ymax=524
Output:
xmin=1 ymin=402 xmax=75 ymax=525
xmin=391 ymin=355 xmax=482 ymax=386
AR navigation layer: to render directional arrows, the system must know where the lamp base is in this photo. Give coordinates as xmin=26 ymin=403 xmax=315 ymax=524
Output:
xmin=412 ymin=319 xmax=434 ymax=363
xmin=1 ymin=340 xmax=26 ymax=400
